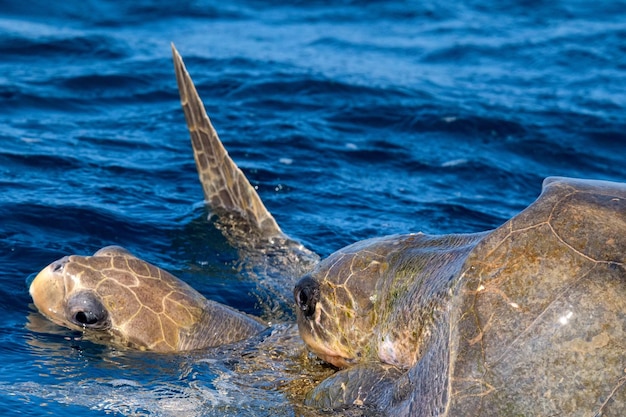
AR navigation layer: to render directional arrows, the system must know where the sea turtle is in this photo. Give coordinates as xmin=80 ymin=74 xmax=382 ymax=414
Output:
xmin=29 ymin=45 xmax=625 ymax=416
xmin=28 ymin=45 xmax=335 ymax=416
xmin=29 ymin=44 xmax=318 ymax=353
xmin=29 ymin=245 xmax=266 ymax=351
xmin=294 ymin=176 xmax=626 ymax=416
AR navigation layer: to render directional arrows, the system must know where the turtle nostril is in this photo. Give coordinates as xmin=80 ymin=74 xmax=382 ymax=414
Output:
xmin=51 ymin=256 xmax=70 ymax=273
xmin=294 ymin=276 xmax=319 ymax=319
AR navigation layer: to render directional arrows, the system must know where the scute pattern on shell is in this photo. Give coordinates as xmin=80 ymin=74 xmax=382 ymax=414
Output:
xmin=447 ymin=178 xmax=626 ymax=416
xmin=298 ymin=178 xmax=625 ymax=416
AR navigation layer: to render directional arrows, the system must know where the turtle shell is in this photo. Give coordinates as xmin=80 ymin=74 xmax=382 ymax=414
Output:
xmin=296 ymin=177 xmax=626 ymax=416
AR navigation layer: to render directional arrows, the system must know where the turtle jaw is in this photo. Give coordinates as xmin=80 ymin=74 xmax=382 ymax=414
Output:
xmin=295 ymin=304 xmax=354 ymax=368
xmin=299 ymin=329 xmax=353 ymax=368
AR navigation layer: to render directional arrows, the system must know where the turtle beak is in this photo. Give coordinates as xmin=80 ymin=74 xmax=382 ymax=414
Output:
xmin=29 ymin=256 xmax=70 ymax=323
xmin=294 ymin=275 xmax=320 ymax=319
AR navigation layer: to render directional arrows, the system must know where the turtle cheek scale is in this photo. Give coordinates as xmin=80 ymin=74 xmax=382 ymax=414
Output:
xmin=297 ymin=297 xmax=358 ymax=369
xmin=294 ymin=277 xmax=342 ymax=363
xmin=295 ymin=275 xmax=373 ymax=368
xmin=295 ymin=275 xmax=350 ymax=364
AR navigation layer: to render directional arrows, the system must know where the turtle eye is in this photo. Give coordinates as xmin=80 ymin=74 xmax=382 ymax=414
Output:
xmin=294 ymin=276 xmax=320 ymax=319
xmin=66 ymin=291 xmax=110 ymax=330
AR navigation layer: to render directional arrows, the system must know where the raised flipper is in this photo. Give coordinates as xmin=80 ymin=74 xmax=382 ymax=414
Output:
xmin=171 ymin=44 xmax=319 ymax=318
xmin=171 ymin=44 xmax=281 ymax=241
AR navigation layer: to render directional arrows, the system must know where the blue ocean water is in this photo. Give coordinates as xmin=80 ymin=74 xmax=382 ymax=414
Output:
xmin=1 ymin=1 xmax=625 ymax=415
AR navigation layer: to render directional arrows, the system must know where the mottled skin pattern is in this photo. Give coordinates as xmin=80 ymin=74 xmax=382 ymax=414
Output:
xmin=29 ymin=45 xmax=625 ymax=416
xmin=30 ymin=246 xmax=264 ymax=351
xmin=294 ymin=232 xmax=485 ymax=369
xmin=295 ymin=177 xmax=626 ymax=416
xmin=30 ymin=46 xmax=318 ymax=353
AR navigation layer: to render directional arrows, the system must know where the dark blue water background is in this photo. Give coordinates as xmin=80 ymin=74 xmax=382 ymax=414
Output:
xmin=1 ymin=1 xmax=625 ymax=415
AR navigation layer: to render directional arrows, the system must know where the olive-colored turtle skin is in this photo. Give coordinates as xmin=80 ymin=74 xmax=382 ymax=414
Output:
xmin=29 ymin=45 xmax=317 ymax=352
xmin=30 ymin=246 xmax=265 ymax=351
xmin=28 ymin=44 xmax=625 ymax=416
xmin=294 ymin=177 xmax=625 ymax=416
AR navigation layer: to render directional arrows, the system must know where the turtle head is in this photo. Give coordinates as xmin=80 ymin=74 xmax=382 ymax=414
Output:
xmin=29 ymin=246 xmax=211 ymax=351
xmin=294 ymin=241 xmax=384 ymax=368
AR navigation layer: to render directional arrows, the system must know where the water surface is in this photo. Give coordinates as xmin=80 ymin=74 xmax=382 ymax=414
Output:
xmin=1 ymin=1 xmax=625 ymax=415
